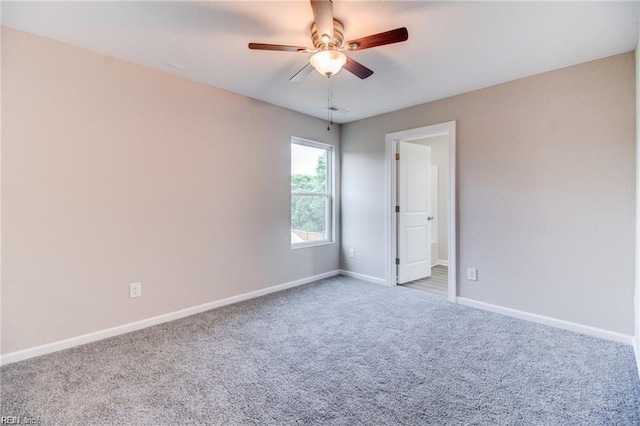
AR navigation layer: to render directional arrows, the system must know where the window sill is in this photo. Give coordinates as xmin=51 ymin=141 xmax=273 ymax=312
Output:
xmin=291 ymin=240 xmax=334 ymax=250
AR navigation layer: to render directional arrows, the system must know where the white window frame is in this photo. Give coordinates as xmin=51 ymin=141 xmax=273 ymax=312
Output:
xmin=291 ymin=137 xmax=334 ymax=249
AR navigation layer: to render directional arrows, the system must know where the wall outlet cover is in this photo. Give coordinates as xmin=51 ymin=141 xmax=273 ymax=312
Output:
xmin=129 ymin=282 xmax=142 ymax=298
xmin=467 ymin=268 xmax=477 ymax=281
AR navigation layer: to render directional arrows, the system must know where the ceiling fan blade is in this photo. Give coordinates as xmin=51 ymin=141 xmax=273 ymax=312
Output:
xmin=248 ymin=43 xmax=307 ymax=52
xmin=290 ymin=63 xmax=314 ymax=82
xmin=310 ymin=0 xmax=334 ymax=41
xmin=344 ymin=56 xmax=373 ymax=79
xmin=346 ymin=27 xmax=409 ymax=51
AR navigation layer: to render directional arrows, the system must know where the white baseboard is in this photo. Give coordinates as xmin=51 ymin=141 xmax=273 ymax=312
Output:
xmin=437 ymin=259 xmax=449 ymax=267
xmin=0 ymin=270 xmax=340 ymax=366
xmin=338 ymin=270 xmax=387 ymax=286
xmin=457 ymin=297 xmax=634 ymax=345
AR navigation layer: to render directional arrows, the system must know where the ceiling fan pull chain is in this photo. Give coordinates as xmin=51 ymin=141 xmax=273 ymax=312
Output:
xmin=329 ymin=76 xmax=334 ymax=127
xmin=326 ymin=75 xmax=332 ymax=131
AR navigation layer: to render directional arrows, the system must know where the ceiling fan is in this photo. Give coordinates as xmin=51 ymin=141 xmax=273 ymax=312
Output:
xmin=248 ymin=0 xmax=408 ymax=81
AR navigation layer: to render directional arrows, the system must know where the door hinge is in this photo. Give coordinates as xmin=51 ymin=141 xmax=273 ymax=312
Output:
xmin=395 ymin=205 xmax=400 ymax=213
xmin=395 ymin=258 xmax=400 ymax=265
xmin=395 ymin=153 xmax=400 ymax=161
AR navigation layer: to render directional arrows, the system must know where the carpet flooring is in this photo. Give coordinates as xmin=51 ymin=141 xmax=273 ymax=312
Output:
xmin=2 ymin=275 xmax=639 ymax=425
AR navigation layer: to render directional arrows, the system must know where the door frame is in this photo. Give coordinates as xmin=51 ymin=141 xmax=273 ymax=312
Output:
xmin=384 ymin=121 xmax=457 ymax=302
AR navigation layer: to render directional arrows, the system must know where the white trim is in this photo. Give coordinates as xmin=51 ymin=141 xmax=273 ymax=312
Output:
xmin=457 ymin=297 xmax=634 ymax=345
xmin=437 ymin=259 xmax=449 ymax=267
xmin=635 ymin=10 xmax=640 ymax=381
xmin=338 ymin=270 xmax=387 ymax=286
xmin=290 ymin=137 xmax=335 ymax=248
xmin=385 ymin=121 xmax=457 ymax=303
xmin=0 ymin=270 xmax=340 ymax=366
xmin=635 ymin=338 xmax=640 ymax=379
xmin=291 ymin=240 xmax=335 ymax=250
xmin=384 ymin=135 xmax=397 ymax=288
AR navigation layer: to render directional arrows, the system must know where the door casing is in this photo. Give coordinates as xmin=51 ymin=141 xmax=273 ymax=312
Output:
xmin=384 ymin=121 xmax=457 ymax=302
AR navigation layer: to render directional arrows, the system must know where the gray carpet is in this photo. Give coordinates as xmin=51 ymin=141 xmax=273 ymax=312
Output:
xmin=2 ymin=275 xmax=639 ymax=425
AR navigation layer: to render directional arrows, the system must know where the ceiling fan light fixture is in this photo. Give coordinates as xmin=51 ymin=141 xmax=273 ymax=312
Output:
xmin=310 ymin=50 xmax=347 ymax=77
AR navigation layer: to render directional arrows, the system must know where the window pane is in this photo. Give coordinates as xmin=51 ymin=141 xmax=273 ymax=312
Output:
xmin=291 ymin=195 xmax=328 ymax=243
xmin=291 ymin=144 xmax=327 ymax=194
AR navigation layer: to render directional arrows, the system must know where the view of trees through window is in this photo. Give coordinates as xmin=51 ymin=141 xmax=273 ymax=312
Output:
xmin=291 ymin=141 xmax=331 ymax=245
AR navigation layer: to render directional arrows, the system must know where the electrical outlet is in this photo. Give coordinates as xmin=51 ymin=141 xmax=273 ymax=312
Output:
xmin=348 ymin=248 xmax=355 ymax=258
xmin=467 ymin=268 xmax=477 ymax=281
xmin=129 ymin=282 xmax=142 ymax=298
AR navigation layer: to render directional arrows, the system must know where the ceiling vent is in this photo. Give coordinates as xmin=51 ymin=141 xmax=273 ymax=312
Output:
xmin=327 ymin=105 xmax=349 ymax=114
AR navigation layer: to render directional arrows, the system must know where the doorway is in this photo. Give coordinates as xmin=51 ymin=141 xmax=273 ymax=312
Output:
xmin=384 ymin=122 xmax=457 ymax=302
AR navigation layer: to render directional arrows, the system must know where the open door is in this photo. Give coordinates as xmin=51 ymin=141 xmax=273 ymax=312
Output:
xmin=397 ymin=141 xmax=432 ymax=284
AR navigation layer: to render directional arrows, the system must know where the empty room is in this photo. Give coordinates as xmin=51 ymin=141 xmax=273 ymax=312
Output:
xmin=2 ymin=1 xmax=640 ymax=424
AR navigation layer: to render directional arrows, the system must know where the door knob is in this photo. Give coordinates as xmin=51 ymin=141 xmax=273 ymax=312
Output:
xmin=427 ymin=216 xmax=434 ymax=221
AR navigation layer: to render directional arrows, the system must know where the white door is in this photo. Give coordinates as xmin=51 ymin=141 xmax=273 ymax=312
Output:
xmin=397 ymin=141 xmax=432 ymax=284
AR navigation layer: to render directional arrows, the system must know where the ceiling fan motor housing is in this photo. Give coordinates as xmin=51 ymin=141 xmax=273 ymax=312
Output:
xmin=311 ymin=19 xmax=344 ymax=50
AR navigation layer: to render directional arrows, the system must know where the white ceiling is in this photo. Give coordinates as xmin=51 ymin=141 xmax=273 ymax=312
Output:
xmin=2 ymin=1 xmax=638 ymax=123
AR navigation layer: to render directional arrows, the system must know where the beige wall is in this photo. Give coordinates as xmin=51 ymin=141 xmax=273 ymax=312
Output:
xmin=635 ymin=23 xmax=639 ymax=356
xmin=341 ymin=53 xmax=635 ymax=334
xmin=2 ymin=26 xmax=636 ymax=354
xmin=1 ymin=27 xmax=340 ymax=354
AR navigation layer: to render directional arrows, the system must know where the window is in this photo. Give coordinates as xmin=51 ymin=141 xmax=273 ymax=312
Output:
xmin=291 ymin=138 xmax=333 ymax=247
